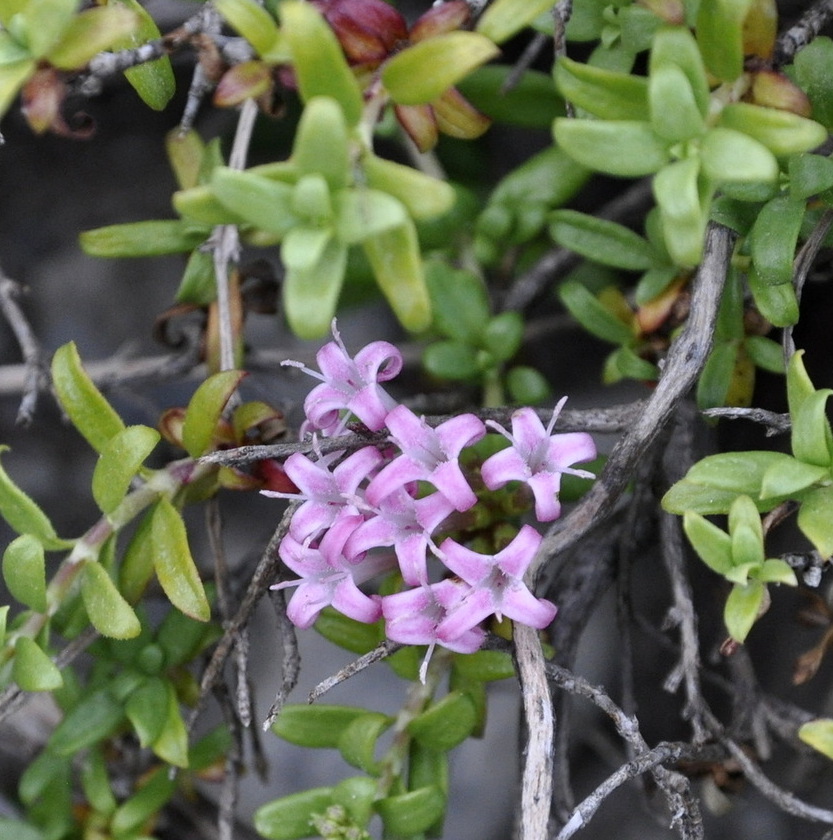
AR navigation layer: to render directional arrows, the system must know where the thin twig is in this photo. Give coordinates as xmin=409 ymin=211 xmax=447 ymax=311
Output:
xmin=262 ymin=585 xmax=302 ymax=730
xmin=775 ymin=0 xmax=833 ymax=62
xmin=700 ymin=406 xmax=790 ymax=435
xmin=0 ymin=271 xmax=45 ymax=425
xmin=307 ymin=640 xmax=402 ymax=703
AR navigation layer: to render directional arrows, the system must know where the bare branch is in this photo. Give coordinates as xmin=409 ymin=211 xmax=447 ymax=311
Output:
xmin=775 ymin=0 xmax=833 ymax=62
xmin=307 ymin=640 xmax=402 ymax=703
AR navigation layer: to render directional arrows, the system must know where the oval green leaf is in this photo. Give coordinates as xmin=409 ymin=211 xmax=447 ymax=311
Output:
xmin=210 ymin=168 xmax=298 ymax=236
xmin=92 ymin=425 xmax=160 ymax=514
xmin=13 ymin=636 xmax=63 ymax=692
xmin=2 ymin=536 xmax=47 ymax=614
xmin=558 ymin=280 xmax=634 ymax=344
xmin=718 ymin=103 xmax=828 ymax=157
xmin=554 ymin=56 xmax=649 ymax=121
xmin=407 ymin=691 xmax=477 ymax=752
xmin=80 ymin=220 xmax=206 ymax=257
xmin=182 ymin=369 xmax=246 ymax=458
xmin=375 ymin=786 xmax=446 ymax=836
xmin=272 ymin=704 xmax=368 ymax=749
xmin=799 ymin=718 xmax=833 ymax=761
xmin=81 ymin=561 xmax=142 ymax=639
xmin=337 ymin=712 xmax=392 ymax=774
xmin=724 ymin=580 xmax=765 ymax=643
xmin=683 ymin=512 xmax=733 ymax=575
xmin=254 ymin=788 xmax=334 ymax=840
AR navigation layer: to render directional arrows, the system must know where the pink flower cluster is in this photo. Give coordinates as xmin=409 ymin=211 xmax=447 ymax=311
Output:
xmin=268 ymin=324 xmax=596 ymax=668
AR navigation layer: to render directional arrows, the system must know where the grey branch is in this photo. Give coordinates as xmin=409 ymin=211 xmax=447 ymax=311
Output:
xmin=700 ymin=406 xmax=791 ymax=435
xmin=775 ymin=0 xmax=833 ymax=62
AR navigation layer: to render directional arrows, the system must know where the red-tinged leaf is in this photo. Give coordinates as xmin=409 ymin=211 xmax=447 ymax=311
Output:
xmin=213 ymin=61 xmax=272 ymax=107
xmin=394 ymin=103 xmax=438 ymax=152
xmin=151 ymin=498 xmax=210 ymax=621
xmin=182 ymin=370 xmax=247 ymax=457
xmin=433 ymin=86 xmax=491 ymax=139
xmin=410 ymin=1 xmax=470 ymax=41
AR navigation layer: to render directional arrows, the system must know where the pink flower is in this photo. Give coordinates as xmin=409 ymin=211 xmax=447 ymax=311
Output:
xmin=481 ymin=398 xmax=596 ymax=522
xmin=435 ymin=525 xmax=556 ymax=642
xmin=262 ymin=446 xmax=383 ymax=542
xmin=273 ymin=513 xmax=393 ymax=629
xmin=367 ymin=405 xmax=486 ymax=511
xmin=345 ymin=487 xmax=455 ymax=586
xmin=282 ymin=320 xmax=403 ymax=433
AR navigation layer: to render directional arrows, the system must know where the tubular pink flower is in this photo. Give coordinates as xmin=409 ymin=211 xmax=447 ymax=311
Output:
xmin=367 ymin=405 xmax=485 ymax=511
xmin=481 ymin=398 xmax=596 ymax=522
xmin=435 ymin=525 xmax=556 ymax=642
xmin=345 ymin=487 xmax=455 ymax=586
xmin=273 ymin=513 xmax=393 ymax=629
xmin=262 ymin=446 xmax=383 ymax=542
xmin=282 ymin=321 xmax=403 ymax=433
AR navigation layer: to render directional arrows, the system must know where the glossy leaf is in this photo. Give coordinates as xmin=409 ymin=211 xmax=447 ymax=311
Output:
xmin=718 ymin=104 xmax=828 ymax=157
xmin=653 ymin=157 xmax=708 ymax=267
xmin=749 ymin=194 xmax=806 ymax=287
xmin=13 ymin=637 xmax=63 ymax=692
xmin=0 ymin=451 xmax=63 ymax=548
xmin=550 ymin=210 xmax=660 ymax=270
xmin=791 ymin=388 xmax=833 ymax=467
xmin=476 ymin=0 xmax=556 ymax=43
xmin=683 ymin=512 xmax=733 ymax=575
xmin=362 ymin=154 xmax=455 ymax=220
xmin=331 ymin=776 xmax=377 ymax=828
xmin=407 ymin=691 xmax=477 ymax=751
xmin=787 ymin=349 xmax=817 ymax=419
xmin=554 ymin=57 xmax=649 ymax=121
xmin=254 ymin=788 xmax=334 ymax=840
xmin=92 ymin=425 xmax=159 ymax=514
xmin=363 ymin=220 xmax=432 ymax=333
xmin=696 ymin=342 xmax=738 ymax=410
xmin=337 ymin=712 xmax=392 ymax=774
xmin=649 ymin=26 xmax=710 ymax=117
xmin=686 ymin=450 xmax=792 ymax=492
xmin=280 ymin=0 xmax=363 ymax=125
xmin=553 ymin=118 xmax=669 ymax=177
xmin=182 ymin=369 xmax=245 ymax=458
xmin=700 ymin=127 xmax=778 ymax=185
xmin=151 ymin=498 xmax=211 ymax=622
xmin=759 ymin=457 xmax=827 ymax=499
xmin=272 ymin=704 xmax=370 ymax=748
xmin=696 ymin=0 xmax=752 ymax=81
xmin=745 ymin=335 xmax=784 ymax=373
xmin=747 ymin=266 xmax=799 ymax=328
xmin=211 ymin=168 xmax=298 ymax=236
xmin=313 ymin=607 xmax=382 ymax=654
xmin=283 ymin=234 xmax=347 ymax=338
xmin=662 ymin=481 xmax=749 ymax=515
xmin=649 ymin=63 xmax=704 ymax=142
xmin=558 ymin=280 xmax=634 ymax=344
xmin=52 ymin=342 xmax=125 ymax=453
xmin=382 ymin=32 xmax=499 ymax=106
xmin=80 ymin=220 xmax=206 ymax=257
xmin=293 ymin=96 xmax=349 ymax=191
xmin=452 ymin=649 xmax=515 ymax=681
xmin=725 ymin=580 xmax=765 ymax=642
xmin=81 ymin=561 xmax=141 ymax=639
xmin=214 ymin=0 xmax=282 ymax=59
xmin=375 ymin=786 xmax=446 ymax=836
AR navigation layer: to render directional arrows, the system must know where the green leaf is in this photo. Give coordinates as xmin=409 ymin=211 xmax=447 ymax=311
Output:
xmin=476 ymin=0 xmax=557 ymax=43
xmin=456 ymin=65 xmax=564 ymax=128
xmin=382 ymin=32 xmax=498 ymax=106
xmin=791 ymin=386 xmax=833 ymax=467
xmin=313 ymin=607 xmax=382 ymax=654
xmin=52 ymin=342 xmax=125 ymax=453
xmin=553 ymin=118 xmax=669 ymax=177
xmin=363 ymin=220 xmax=432 ymax=333
xmin=126 ymin=676 xmax=168 ymax=747
xmin=687 ymin=450 xmax=793 ymax=493
xmin=718 ymin=103 xmax=828 ymax=157
xmin=799 ymin=718 xmax=833 ymax=760
xmin=724 ymin=580 xmax=765 ymax=643
xmin=663 ymin=480 xmax=747 ymax=515
xmin=745 ymin=335 xmax=784 ymax=373
xmin=254 ymin=788 xmax=334 ymax=840
xmin=792 ymin=36 xmax=833 ymax=131
xmin=92 ymin=425 xmax=159 ymax=514
xmin=80 ymin=749 xmax=117 ymax=817
xmin=789 ymin=153 xmax=833 ymax=201
xmin=652 ymin=157 xmax=709 ymax=267
xmin=375 ymin=786 xmax=446 ymax=836
xmin=787 ymin=348 xmax=816 ymax=419
xmin=747 ymin=266 xmax=799 ymax=327
xmin=214 ymin=0 xmax=282 ymax=59
xmin=452 ymin=649 xmax=515 ymax=681
xmin=45 ymin=5 xmax=136 ymax=69
xmin=550 ymin=210 xmax=660 ymax=270
xmin=729 ymin=495 xmax=764 ymax=566
xmin=151 ymin=680 xmax=189 ymax=767
xmin=362 ymin=154 xmax=455 ymax=220
xmin=173 ymin=185 xmax=246 ymax=227
xmin=20 ymin=0 xmax=78 ymax=59
xmin=331 ymin=777 xmax=377 ymax=828
xmin=425 ymin=260 xmax=490 ymax=344
xmin=280 ymin=0 xmax=362 ymax=125
xmin=283 ymin=235 xmax=347 ymax=339
xmin=50 ymin=689 xmax=125 ymax=755
xmin=554 ymin=57 xmax=649 ymax=121
xmin=749 ymin=194 xmax=805 ymax=286
xmin=151 ymin=498 xmax=210 ymax=622
xmin=110 ymin=767 xmax=176 ymax=837
xmin=182 ymin=369 xmax=246 ymax=457
xmin=683 ymin=512 xmax=733 ymax=575
xmin=407 ymin=691 xmax=477 ymax=752
xmin=649 ymin=63 xmax=705 ymax=142
xmin=0 ymin=450 xmax=65 ymax=548
xmin=756 ymin=558 xmax=798 ymax=585
xmin=483 ymin=312 xmax=524 ymax=361
xmin=423 ymin=340 xmax=481 ymax=380
xmin=293 ymin=96 xmax=349 ymax=191
xmin=696 ymin=341 xmax=738 ymax=410
xmin=13 ymin=637 xmax=63 ymax=692
xmin=649 ymin=25 xmax=710 ymax=117
xmin=337 ymin=712 xmax=392 ymax=774
xmin=210 ymin=168 xmax=298 ymax=236
xmin=80 ymin=220 xmax=206 ymax=257
xmin=176 ymin=248 xmax=216 ymax=306
xmin=156 ymin=601 xmax=217 ymax=667
xmin=119 ymin=507 xmax=155 ymax=603
xmin=0 ymin=59 xmax=35 ymax=119
xmin=700 ymin=127 xmax=779 ymax=185
xmin=696 ymin=0 xmax=752 ymax=81
xmin=110 ymin=0 xmax=174 ymax=110
xmin=558 ymin=280 xmax=633 ymax=344
xmin=272 ymin=704 xmax=368 ymax=749
xmin=81 ymin=561 xmax=141 ymax=639
xmin=2 ymin=537 xmax=46 ymax=613
xmin=759 ymin=456 xmax=827 ymax=498
xmin=602 ymin=345 xmax=659 ymax=383
xmin=490 ymin=145 xmax=591 ymax=207
xmin=334 ymin=189 xmax=408 ymax=244
xmin=506 ymin=365 xmax=552 ymax=405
